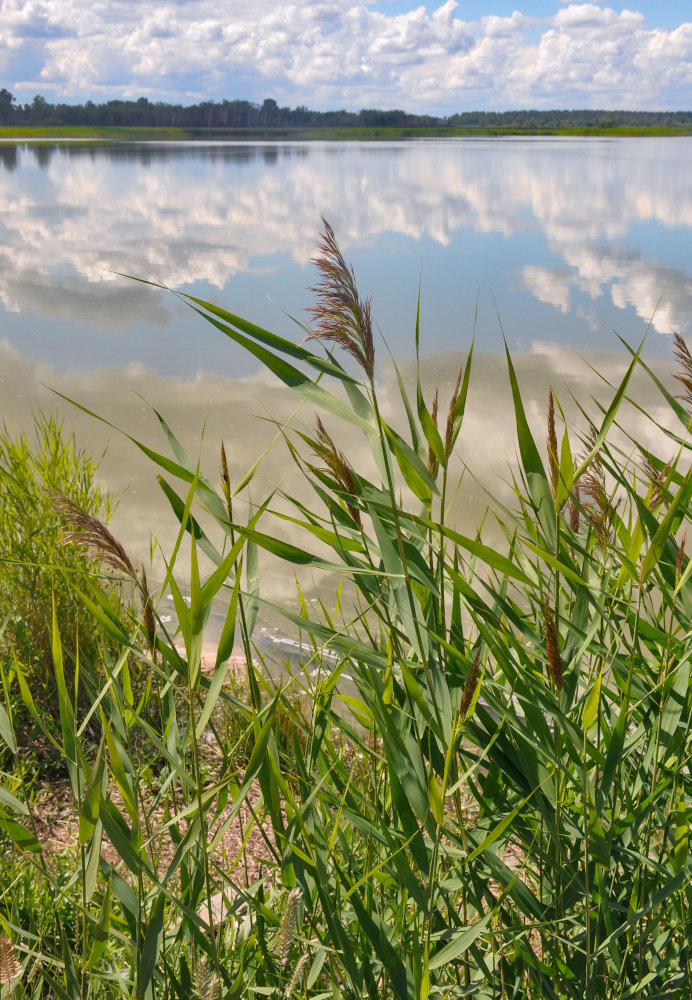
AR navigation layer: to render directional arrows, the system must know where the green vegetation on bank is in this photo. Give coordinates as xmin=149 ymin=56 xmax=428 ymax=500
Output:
xmin=1 ymin=88 xmax=691 ymax=137
xmin=0 ymin=222 xmax=691 ymax=997
xmin=2 ymin=123 xmax=691 ymax=142
xmin=0 ymin=416 xmax=126 ymax=735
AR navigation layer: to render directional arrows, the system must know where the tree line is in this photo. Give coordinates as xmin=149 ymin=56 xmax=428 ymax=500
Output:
xmin=0 ymin=90 xmax=690 ymax=129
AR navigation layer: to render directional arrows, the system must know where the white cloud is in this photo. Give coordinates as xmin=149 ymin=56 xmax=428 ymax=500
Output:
xmin=0 ymin=0 xmax=690 ymax=111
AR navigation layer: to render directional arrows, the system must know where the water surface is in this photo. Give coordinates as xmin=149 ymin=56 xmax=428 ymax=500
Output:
xmin=1 ymin=137 xmax=689 ymax=632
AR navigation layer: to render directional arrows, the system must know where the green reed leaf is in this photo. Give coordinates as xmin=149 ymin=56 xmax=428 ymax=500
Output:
xmin=85 ymin=878 xmax=112 ymax=970
xmin=582 ymin=669 xmax=602 ymax=731
xmin=0 ymin=816 xmax=41 ymax=852
xmin=504 ymin=342 xmax=554 ymax=541
xmin=640 ymin=466 xmax=692 ymax=581
xmin=139 ymin=891 xmax=166 ymax=996
xmin=79 ymin=734 xmax=106 ymax=844
xmin=429 ymin=913 xmax=492 ymax=970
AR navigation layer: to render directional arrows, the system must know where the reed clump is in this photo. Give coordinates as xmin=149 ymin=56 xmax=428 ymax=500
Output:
xmin=0 ymin=221 xmax=690 ymax=999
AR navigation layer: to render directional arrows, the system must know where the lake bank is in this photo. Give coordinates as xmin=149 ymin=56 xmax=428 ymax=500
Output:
xmin=2 ymin=123 xmax=692 ymax=142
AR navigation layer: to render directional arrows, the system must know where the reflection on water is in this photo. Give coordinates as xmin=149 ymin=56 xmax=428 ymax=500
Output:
xmin=1 ymin=137 xmax=689 ymax=640
xmin=1 ymin=336 xmax=679 ymax=639
xmin=0 ymin=138 xmax=690 ymax=380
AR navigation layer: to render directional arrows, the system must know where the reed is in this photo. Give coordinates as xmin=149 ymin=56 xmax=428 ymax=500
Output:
xmin=0 ymin=221 xmax=690 ymax=998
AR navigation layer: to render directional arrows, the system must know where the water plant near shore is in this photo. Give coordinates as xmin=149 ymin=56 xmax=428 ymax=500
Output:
xmin=0 ymin=223 xmax=691 ymax=998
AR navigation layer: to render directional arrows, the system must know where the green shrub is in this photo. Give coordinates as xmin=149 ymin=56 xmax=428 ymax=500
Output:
xmin=0 ymin=414 xmax=115 ymax=716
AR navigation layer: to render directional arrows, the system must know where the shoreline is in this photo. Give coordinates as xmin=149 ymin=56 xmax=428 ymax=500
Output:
xmin=2 ymin=125 xmax=692 ymax=143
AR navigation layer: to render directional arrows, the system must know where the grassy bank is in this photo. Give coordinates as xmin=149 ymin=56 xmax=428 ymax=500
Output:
xmin=2 ymin=123 xmax=691 ymax=142
xmin=0 ymin=222 xmax=691 ymax=998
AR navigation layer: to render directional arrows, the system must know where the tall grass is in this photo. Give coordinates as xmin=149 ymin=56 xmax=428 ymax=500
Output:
xmin=0 ymin=414 xmax=123 ymax=738
xmin=0 ymin=221 xmax=691 ymax=998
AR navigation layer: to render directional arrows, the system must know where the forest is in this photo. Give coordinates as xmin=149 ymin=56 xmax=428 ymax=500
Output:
xmin=1 ymin=89 xmax=690 ymax=130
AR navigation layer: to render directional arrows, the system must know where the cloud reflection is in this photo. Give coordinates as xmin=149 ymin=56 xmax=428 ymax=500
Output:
xmin=1 ymin=337 xmax=680 ymax=626
xmin=0 ymin=139 xmax=690 ymax=344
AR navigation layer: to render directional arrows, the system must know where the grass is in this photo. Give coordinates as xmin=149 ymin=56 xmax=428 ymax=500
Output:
xmin=0 ymin=221 xmax=691 ymax=998
xmin=0 ymin=414 xmax=127 ymax=736
xmin=2 ymin=124 xmax=691 ymax=142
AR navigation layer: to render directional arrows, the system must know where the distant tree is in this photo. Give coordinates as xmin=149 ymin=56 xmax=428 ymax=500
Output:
xmin=0 ymin=88 xmax=14 ymax=124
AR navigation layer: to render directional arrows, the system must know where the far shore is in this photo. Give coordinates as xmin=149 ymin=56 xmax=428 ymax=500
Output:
xmin=2 ymin=124 xmax=692 ymax=142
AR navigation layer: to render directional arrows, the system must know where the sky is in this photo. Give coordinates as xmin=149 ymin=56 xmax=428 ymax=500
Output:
xmin=0 ymin=0 xmax=691 ymax=114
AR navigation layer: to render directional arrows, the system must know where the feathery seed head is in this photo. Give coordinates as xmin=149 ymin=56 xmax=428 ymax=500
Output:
xmin=460 ymin=649 xmax=481 ymax=720
xmin=676 ymin=533 xmax=686 ymax=580
xmin=0 ymin=936 xmax=22 ymax=986
xmin=285 ymin=953 xmax=310 ymax=997
xmin=275 ymin=888 xmax=302 ymax=966
xmin=579 ymin=426 xmax=619 ymax=549
xmin=641 ymin=452 xmax=672 ymax=511
xmin=49 ymin=490 xmax=138 ymax=580
xmin=192 ymin=959 xmax=220 ymax=1000
xmin=428 ymin=388 xmax=439 ymax=476
xmin=313 ymin=417 xmax=362 ymax=528
xmin=673 ymin=332 xmax=692 ymax=411
xmin=444 ymin=365 xmax=464 ymax=461
xmin=547 ymin=388 xmax=559 ymax=499
xmin=302 ymin=217 xmax=375 ymax=381
xmin=220 ymin=440 xmax=232 ymax=516
xmin=543 ymin=596 xmax=563 ymax=693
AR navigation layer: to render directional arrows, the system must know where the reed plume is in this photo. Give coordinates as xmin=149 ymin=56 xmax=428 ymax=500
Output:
xmin=579 ymin=426 xmax=619 ymax=549
xmin=460 ymin=649 xmax=481 ymax=719
xmin=672 ymin=332 xmax=692 ymax=410
xmin=302 ymin=217 xmax=375 ymax=381
xmin=641 ymin=453 xmax=672 ymax=510
xmin=49 ymin=490 xmax=137 ymax=579
xmin=49 ymin=490 xmax=157 ymax=657
xmin=444 ymin=365 xmax=464 ymax=461
xmin=676 ymin=533 xmax=686 ymax=580
xmin=568 ymin=492 xmax=580 ymax=534
xmin=220 ymin=440 xmax=232 ymax=522
xmin=543 ymin=596 xmax=563 ymax=693
xmin=312 ymin=417 xmax=362 ymax=528
xmin=428 ymin=388 xmax=439 ymax=476
xmin=547 ymin=388 xmax=559 ymax=499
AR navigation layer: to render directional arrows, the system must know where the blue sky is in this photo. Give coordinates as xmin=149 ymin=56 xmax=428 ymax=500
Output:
xmin=0 ymin=0 xmax=690 ymax=113
xmin=383 ymin=0 xmax=684 ymax=31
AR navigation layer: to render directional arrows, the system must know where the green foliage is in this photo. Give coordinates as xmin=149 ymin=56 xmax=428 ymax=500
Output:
xmin=1 ymin=228 xmax=691 ymax=998
xmin=0 ymin=415 xmax=115 ymax=707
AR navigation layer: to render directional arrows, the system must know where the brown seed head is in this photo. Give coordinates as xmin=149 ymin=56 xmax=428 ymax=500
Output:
xmin=220 ymin=440 xmax=232 ymax=518
xmin=641 ymin=452 xmax=672 ymax=511
xmin=428 ymin=388 xmax=439 ymax=477
xmin=49 ymin=490 xmax=137 ymax=580
xmin=579 ymin=426 xmax=619 ymax=549
xmin=676 ymin=533 xmax=687 ymax=580
xmin=313 ymin=417 xmax=361 ymax=528
xmin=547 ymin=388 xmax=559 ymax=499
xmin=543 ymin=596 xmax=563 ymax=693
xmin=673 ymin=332 xmax=692 ymax=411
xmin=139 ymin=567 xmax=157 ymax=660
xmin=302 ymin=217 xmax=375 ymax=381
xmin=460 ymin=649 xmax=481 ymax=719
xmin=444 ymin=365 xmax=464 ymax=460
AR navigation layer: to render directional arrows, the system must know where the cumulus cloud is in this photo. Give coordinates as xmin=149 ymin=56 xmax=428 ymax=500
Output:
xmin=0 ymin=0 xmax=690 ymax=111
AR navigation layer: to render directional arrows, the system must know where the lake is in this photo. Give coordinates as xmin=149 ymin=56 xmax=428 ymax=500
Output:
xmin=1 ymin=136 xmax=690 ymax=637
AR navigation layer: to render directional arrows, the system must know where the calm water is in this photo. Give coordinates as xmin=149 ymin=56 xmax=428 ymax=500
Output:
xmin=1 ymin=137 xmax=689 ymax=630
